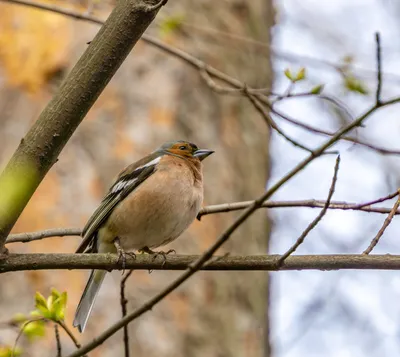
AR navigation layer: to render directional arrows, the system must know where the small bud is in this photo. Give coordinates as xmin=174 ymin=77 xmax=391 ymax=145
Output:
xmin=284 ymin=68 xmax=293 ymax=81
xmin=310 ymin=84 xmax=324 ymax=95
xmin=295 ymin=67 xmax=306 ymax=81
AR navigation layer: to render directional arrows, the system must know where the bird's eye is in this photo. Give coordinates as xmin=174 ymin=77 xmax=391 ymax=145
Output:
xmin=179 ymin=145 xmax=186 ymax=150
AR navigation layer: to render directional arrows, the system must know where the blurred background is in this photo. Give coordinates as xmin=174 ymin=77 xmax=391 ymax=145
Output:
xmin=1 ymin=0 xmax=400 ymax=356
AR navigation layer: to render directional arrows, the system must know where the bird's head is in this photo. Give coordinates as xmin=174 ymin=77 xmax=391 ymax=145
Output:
xmin=158 ymin=140 xmax=214 ymax=161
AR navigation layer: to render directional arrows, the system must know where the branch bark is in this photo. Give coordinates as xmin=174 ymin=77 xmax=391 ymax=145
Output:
xmin=0 ymin=0 xmax=165 ymax=252
xmin=2 ymin=253 xmax=400 ymax=273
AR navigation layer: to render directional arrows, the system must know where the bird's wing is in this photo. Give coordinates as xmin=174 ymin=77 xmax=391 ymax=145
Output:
xmin=75 ymin=155 xmax=161 ymax=253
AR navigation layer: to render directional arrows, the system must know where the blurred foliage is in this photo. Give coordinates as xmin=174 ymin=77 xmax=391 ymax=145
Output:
xmin=0 ymin=0 xmax=71 ymax=92
xmin=0 ymin=346 xmax=22 ymax=357
xmin=159 ymin=14 xmax=184 ymax=38
xmin=343 ymin=74 xmax=369 ymax=95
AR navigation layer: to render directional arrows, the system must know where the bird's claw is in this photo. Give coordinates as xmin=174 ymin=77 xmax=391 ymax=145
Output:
xmin=114 ymin=238 xmax=136 ymax=274
xmin=139 ymin=246 xmax=176 ymax=267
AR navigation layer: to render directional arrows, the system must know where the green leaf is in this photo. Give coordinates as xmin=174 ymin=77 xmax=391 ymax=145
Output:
xmin=51 ymin=292 xmax=67 ymax=322
xmin=159 ymin=14 xmax=184 ymax=37
xmin=22 ymin=320 xmax=46 ymax=342
xmin=310 ymin=84 xmax=324 ymax=95
xmin=34 ymin=292 xmax=49 ymax=316
xmin=51 ymin=288 xmax=61 ymax=300
xmin=344 ymin=75 xmax=368 ymax=95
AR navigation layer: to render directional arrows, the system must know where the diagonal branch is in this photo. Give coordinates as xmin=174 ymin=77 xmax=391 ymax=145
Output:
xmin=362 ymin=190 xmax=400 ymax=255
xmin=375 ymin=32 xmax=382 ymax=106
xmin=120 ymin=271 xmax=134 ymax=357
xmin=278 ymin=155 xmax=340 ymax=265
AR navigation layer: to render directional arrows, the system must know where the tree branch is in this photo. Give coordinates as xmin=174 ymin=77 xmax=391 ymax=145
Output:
xmin=363 ymin=190 xmax=400 ymax=254
xmin=4 ymin=253 xmax=400 ymax=273
xmin=278 ymin=155 xmax=340 ymax=265
xmin=375 ymin=32 xmax=382 ymax=106
xmin=120 ymin=271 xmax=133 ymax=357
xmin=0 ymin=0 xmax=164 ymax=252
xmin=6 ymin=192 xmax=400 ymax=245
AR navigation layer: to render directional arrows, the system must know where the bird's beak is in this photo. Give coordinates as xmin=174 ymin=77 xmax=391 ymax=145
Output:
xmin=193 ymin=149 xmax=214 ymax=161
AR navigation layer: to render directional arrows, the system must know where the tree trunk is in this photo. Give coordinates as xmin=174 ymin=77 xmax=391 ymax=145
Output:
xmin=0 ymin=1 xmax=274 ymax=356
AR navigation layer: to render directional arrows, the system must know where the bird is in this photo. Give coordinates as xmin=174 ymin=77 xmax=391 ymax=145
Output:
xmin=73 ymin=140 xmax=214 ymax=332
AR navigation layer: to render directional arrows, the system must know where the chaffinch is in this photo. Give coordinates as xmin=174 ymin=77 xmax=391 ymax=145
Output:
xmin=73 ymin=140 xmax=214 ymax=332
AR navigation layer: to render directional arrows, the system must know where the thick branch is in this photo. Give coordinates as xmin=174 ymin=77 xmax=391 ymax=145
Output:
xmin=0 ymin=0 xmax=164 ymax=251
xmin=2 ymin=254 xmax=400 ymax=273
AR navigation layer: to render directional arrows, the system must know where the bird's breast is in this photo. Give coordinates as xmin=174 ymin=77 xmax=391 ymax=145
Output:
xmin=105 ymin=165 xmax=203 ymax=251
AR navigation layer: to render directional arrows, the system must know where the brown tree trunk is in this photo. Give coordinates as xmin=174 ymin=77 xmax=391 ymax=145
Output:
xmin=0 ymin=1 xmax=274 ymax=356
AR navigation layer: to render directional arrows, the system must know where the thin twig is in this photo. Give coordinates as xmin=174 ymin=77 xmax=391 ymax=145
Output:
xmin=12 ymin=318 xmax=46 ymax=357
xmin=247 ymin=94 xmax=314 ymax=153
xmin=6 ymin=228 xmax=81 ymax=244
xmin=349 ymin=190 xmax=399 ymax=209
xmin=5 ymin=0 xmax=397 ymax=87
xmin=278 ymin=155 xmax=340 ymax=265
xmin=269 ymin=105 xmax=400 ymax=156
xmin=120 ymin=271 xmax=133 ymax=357
xmin=362 ymin=190 xmax=400 ymax=255
xmin=58 ymin=321 xmax=81 ymax=349
xmin=198 ymin=196 xmax=400 ymax=218
xmin=2 ymin=0 xmax=400 ymax=159
xmin=175 ymin=20 xmax=400 ymax=85
xmin=5 ymin=192 xmax=400 ymax=245
xmin=375 ymin=32 xmax=382 ymax=106
xmin=243 ymin=88 xmax=315 ymax=153
xmin=55 ymin=324 xmax=62 ymax=357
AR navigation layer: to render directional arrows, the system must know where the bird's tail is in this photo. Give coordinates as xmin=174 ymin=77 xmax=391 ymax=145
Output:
xmin=73 ymin=269 xmax=106 ymax=333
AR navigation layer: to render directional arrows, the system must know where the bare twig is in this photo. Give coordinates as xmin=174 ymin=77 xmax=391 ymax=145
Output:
xmin=0 ymin=0 xmax=104 ymax=24
xmin=6 ymin=228 xmax=81 ymax=244
xmin=55 ymin=324 xmax=62 ymax=357
xmin=242 ymin=87 xmax=315 ymax=153
xmin=278 ymin=156 xmax=340 ymax=265
xmin=350 ymin=190 xmax=399 ymax=209
xmin=5 ymin=192 xmax=400 ymax=245
xmin=12 ymin=318 xmax=46 ymax=357
xmin=269 ymin=104 xmax=400 ymax=156
xmin=120 ymin=271 xmax=133 ymax=357
xmin=375 ymin=32 xmax=382 ymax=106
xmin=2 ymin=0 xmax=400 ymax=160
xmin=198 ymin=196 xmax=400 ymax=218
xmin=175 ymin=21 xmax=400 ymax=85
xmin=362 ymin=190 xmax=400 ymax=255
xmin=58 ymin=321 xmax=81 ymax=350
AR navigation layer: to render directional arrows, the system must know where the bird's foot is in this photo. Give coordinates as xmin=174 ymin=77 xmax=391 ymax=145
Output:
xmin=138 ymin=246 xmax=176 ymax=267
xmin=114 ymin=238 xmax=136 ymax=274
